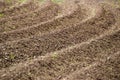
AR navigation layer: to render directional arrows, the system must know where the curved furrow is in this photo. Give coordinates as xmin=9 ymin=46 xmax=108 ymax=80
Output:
xmin=63 ymin=51 xmax=120 ymax=80
xmin=0 ymin=4 xmax=91 ymax=43
xmin=0 ymin=0 xmax=61 ymax=27
xmin=0 ymin=0 xmax=39 ymax=20
xmin=0 ymin=25 xmax=119 ymax=80
xmin=0 ymin=0 xmax=60 ymax=21
xmin=0 ymin=2 xmax=60 ymax=33
xmin=0 ymin=7 xmax=116 ymax=69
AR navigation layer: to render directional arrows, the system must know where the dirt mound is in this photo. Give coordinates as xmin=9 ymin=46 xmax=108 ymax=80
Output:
xmin=0 ymin=0 xmax=120 ymax=80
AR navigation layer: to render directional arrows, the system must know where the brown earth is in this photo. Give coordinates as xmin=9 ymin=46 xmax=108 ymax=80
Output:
xmin=0 ymin=1 xmax=60 ymax=33
xmin=0 ymin=0 xmax=120 ymax=80
xmin=0 ymin=0 xmax=39 ymax=20
xmin=0 ymin=3 xmax=89 ymax=43
xmin=0 ymin=0 xmax=18 ymax=11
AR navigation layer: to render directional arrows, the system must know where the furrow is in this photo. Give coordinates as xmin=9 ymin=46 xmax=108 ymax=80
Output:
xmin=0 ymin=24 xmax=120 ymax=80
xmin=0 ymin=6 xmax=116 ymax=69
xmin=62 ymin=51 xmax=120 ymax=80
xmin=0 ymin=4 xmax=92 ymax=43
xmin=0 ymin=1 xmax=60 ymax=33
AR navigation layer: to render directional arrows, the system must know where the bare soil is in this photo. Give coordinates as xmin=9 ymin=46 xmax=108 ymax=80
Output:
xmin=0 ymin=4 xmax=88 ymax=43
xmin=0 ymin=0 xmax=39 ymax=20
xmin=0 ymin=0 xmax=120 ymax=80
xmin=0 ymin=1 xmax=60 ymax=33
xmin=0 ymin=0 xmax=19 ymax=11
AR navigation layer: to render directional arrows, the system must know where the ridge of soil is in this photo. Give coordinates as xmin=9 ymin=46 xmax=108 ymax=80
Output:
xmin=0 ymin=0 xmax=120 ymax=80
xmin=0 ymin=3 xmax=90 ymax=43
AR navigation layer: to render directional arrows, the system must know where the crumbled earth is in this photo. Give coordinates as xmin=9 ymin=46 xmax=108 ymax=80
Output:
xmin=0 ymin=0 xmax=120 ymax=80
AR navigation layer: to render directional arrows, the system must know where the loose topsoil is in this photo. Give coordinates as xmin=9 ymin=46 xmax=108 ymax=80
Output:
xmin=0 ymin=0 xmax=120 ymax=80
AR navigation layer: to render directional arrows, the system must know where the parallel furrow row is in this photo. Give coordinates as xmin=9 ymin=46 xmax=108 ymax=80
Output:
xmin=0 ymin=7 xmax=116 ymax=69
xmin=0 ymin=24 xmax=120 ymax=80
